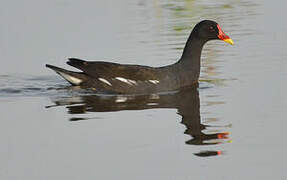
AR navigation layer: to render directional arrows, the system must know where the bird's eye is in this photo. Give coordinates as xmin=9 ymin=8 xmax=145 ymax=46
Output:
xmin=209 ymin=26 xmax=215 ymax=32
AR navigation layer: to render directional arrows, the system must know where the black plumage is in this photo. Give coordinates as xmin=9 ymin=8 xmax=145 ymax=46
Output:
xmin=46 ymin=20 xmax=233 ymax=94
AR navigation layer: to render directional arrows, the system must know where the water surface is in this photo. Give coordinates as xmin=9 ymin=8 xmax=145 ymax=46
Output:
xmin=1 ymin=0 xmax=287 ymax=179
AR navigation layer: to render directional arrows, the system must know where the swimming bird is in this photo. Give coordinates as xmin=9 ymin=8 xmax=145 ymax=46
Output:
xmin=46 ymin=20 xmax=233 ymax=94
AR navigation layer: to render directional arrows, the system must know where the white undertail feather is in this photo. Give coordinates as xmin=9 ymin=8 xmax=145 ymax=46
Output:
xmin=58 ymin=72 xmax=82 ymax=85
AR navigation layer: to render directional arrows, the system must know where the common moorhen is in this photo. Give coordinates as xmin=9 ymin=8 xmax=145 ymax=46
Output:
xmin=46 ymin=20 xmax=233 ymax=94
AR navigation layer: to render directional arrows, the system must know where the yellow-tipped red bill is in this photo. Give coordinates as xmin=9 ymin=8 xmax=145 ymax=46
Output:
xmin=223 ymin=38 xmax=234 ymax=45
xmin=217 ymin=24 xmax=234 ymax=45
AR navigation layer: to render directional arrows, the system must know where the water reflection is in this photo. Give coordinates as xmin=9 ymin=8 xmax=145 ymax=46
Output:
xmin=48 ymin=85 xmax=231 ymax=157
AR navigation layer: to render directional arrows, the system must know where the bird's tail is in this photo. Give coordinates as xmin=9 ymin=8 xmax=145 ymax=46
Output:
xmin=67 ymin=58 xmax=87 ymax=70
xmin=46 ymin=64 xmax=86 ymax=85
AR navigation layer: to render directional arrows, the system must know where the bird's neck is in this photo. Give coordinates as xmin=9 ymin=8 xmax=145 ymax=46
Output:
xmin=177 ymin=32 xmax=207 ymax=80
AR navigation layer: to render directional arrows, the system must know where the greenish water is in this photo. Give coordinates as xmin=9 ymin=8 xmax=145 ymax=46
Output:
xmin=1 ymin=0 xmax=287 ymax=179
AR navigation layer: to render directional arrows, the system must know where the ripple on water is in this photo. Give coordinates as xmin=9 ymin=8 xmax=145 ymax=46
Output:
xmin=0 ymin=75 xmax=69 ymax=97
xmin=0 ymin=88 xmax=22 ymax=94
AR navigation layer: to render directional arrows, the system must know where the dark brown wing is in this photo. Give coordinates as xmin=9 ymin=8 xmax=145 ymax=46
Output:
xmin=67 ymin=58 xmax=164 ymax=93
xmin=67 ymin=58 xmax=159 ymax=80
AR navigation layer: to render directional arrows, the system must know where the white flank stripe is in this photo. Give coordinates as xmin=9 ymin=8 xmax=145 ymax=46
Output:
xmin=128 ymin=79 xmax=137 ymax=85
xmin=115 ymin=77 xmax=137 ymax=85
xmin=148 ymin=80 xmax=160 ymax=84
xmin=98 ymin=78 xmax=112 ymax=86
xmin=58 ymin=72 xmax=82 ymax=85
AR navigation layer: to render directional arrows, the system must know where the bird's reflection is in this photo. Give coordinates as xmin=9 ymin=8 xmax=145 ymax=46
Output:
xmin=48 ymin=85 xmax=231 ymax=157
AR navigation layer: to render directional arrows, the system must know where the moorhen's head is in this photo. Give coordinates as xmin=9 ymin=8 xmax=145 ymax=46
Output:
xmin=193 ymin=20 xmax=234 ymax=45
